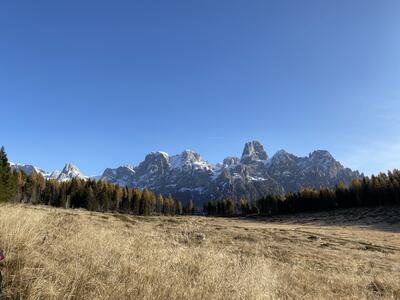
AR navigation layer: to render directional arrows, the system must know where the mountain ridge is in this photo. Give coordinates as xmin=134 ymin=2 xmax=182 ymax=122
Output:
xmin=11 ymin=162 xmax=88 ymax=182
xmin=10 ymin=141 xmax=361 ymax=203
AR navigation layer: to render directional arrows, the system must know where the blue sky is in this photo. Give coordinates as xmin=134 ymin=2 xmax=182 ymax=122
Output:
xmin=1 ymin=0 xmax=399 ymax=176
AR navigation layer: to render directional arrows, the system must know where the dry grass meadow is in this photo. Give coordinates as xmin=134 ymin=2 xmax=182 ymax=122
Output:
xmin=0 ymin=204 xmax=399 ymax=299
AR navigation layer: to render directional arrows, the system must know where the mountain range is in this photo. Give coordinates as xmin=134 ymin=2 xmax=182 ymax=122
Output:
xmin=11 ymin=141 xmax=361 ymax=203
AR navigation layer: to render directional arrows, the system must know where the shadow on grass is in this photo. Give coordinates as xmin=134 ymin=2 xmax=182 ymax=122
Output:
xmin=239 ymin=206 xmax=400 ymax=233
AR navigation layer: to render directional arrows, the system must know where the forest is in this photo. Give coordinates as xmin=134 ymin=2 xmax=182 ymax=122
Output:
xmin=204 ymin=170 xmax=400 ymax=216
xmin=0 ymin=147 xmax=193 ymax=215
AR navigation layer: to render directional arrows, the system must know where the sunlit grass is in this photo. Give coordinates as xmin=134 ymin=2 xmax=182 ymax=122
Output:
xmin=0 ymin=204 xmax=399 ymax=299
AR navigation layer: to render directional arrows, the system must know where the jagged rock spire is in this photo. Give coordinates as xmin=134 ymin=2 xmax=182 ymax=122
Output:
xmin=241 ymin=141 xmax=268 ymax=163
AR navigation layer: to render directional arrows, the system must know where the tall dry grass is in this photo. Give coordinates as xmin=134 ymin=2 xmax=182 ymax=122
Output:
xmin=0 ymin=203 xmax=399 ymax=299
xmin=0 ymin=204 xmax=275 ymax=299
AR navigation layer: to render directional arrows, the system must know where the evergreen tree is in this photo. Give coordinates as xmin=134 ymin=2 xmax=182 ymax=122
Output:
xmin=0 ymin=147 xmax=16 ymax=203
xmin=131 ymin=189 xmax=141 ymax=214
xmin=119 ymin=187 xmax=130 ymax=212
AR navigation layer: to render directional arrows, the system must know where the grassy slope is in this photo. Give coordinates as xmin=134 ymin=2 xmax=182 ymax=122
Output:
xmin=0 ymin=204 xmax=399 ymax=299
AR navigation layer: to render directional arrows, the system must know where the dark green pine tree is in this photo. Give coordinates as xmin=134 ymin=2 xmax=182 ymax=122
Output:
xmin=0 ymin=146 xmax=16 ymax=202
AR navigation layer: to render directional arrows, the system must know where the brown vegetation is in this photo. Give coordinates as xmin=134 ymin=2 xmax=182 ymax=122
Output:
xmin=0 ymin=204 xmax=399 ymax=299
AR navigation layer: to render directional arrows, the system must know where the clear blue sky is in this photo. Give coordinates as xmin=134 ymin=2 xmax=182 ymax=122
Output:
xmin=1 ymin=0 xmax=399 ymax=176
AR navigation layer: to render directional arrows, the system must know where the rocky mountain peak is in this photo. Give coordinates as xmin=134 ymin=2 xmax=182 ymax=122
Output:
xmin=308 ymin=150 xmax=335 ymax=165
xmin=170 ymin=150 xmax=206 ymax=170
xmin=241 ymin=141 xmax=268 ymax=163
xmin=58 ymin=163 xmax=85 ymax=181
xmin=180 ymin=150 xmax=202 ymax=162
xmin=137 ymin=152 xmax=170 ymax=175
xmin=223 ymin=156 xmax=240 ymax=167
xmin=62 ymin=163 xmax=80 ymax=174
xmin=309 ymin=150 xmax=333 ymax=158
xmin=270 ymin=150 xmax=295 ymax=163
xmin=144 ymin=152 xmax=170 ymax=164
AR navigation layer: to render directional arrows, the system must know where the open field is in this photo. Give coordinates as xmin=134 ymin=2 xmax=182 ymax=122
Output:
xmin=0 ymin=204 xmax=399 ymax=299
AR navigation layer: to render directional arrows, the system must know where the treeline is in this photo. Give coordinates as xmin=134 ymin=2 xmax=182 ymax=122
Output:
xmin=0 ymin=147 xmax=194 ymax=215
xmin=204 ymin=170 xmax=400 ymax=216
xmin=4 ymin=145 xmax=400 ymax=218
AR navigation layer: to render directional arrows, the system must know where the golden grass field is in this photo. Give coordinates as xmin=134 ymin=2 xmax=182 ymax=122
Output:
xmin=0 ymin=204 xmax=399 ymax=299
